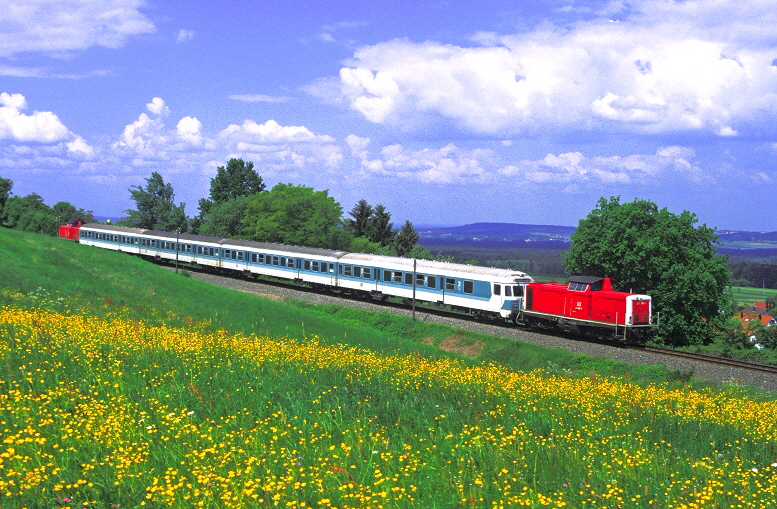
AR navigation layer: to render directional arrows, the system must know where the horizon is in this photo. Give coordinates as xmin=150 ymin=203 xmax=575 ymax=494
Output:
xmin=3 ymin=1 xmax=777 ymax=231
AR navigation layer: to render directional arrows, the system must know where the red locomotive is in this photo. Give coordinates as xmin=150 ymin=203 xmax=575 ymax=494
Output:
xmin=521 ymin=276 xmax=653 ymax=344
xmin=58 ymin=221 xmax=82 ymax=241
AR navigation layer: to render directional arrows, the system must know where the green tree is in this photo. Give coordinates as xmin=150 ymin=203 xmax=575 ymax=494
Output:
xmin=564 ymin=197 xmax=731 ymax=346
xmin=199 ymin=196 xmax=249 ymax=238
xmin=345 ymin=199 xmax=373 ymax=238
xmin=52 ymin=201 xmax=95 ymax=226
xmin=124 ymin=172 xmax=188 ymax=232
xmin=242 ymin=183 xmax=352 ymax=249
xmin=194 ymin=158 xmax=265 ymax=233
xmin=2 ymin=193 xmax=58 ymax=235
xmin=393 ymin=220 xmax=420 ymax=257
xmin=0 ymin=177 xmax=11 ymax=219
xmin=365 ymin=204 xmax=395 ymax=247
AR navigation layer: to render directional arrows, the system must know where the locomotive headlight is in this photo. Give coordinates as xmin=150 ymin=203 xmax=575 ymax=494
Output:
xmin=628 ymin=316 xmax=632 ymax=325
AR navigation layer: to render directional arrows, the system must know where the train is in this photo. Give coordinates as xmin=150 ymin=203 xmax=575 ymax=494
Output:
xmin=59 ymin=222 xmax=655 ymax=344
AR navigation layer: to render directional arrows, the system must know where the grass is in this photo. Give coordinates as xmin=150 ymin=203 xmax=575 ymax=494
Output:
xmin=2 ymin=306 xmax=777 ymax=508
xmin=727 ymin=285 xmax=777 ymax=308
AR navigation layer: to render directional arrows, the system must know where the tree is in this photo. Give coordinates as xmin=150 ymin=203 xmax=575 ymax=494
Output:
xmin=393 ymin=220 xmax=420 ymax=257
xmin=0 ymin=177 xmax=11 ymax=218
xmin=345 ymin=199 xmax=373 ymax=238
xmin=564 ymin=197 xmax=731 ymax=346
xmin=2 ymin=193 xmax=59 ymax=235
xmin=124 ymin=172 xmax=188 ymax=232
xmin=365 ymin=204 xmax=395 ymax=247
xmin=242 ymin=183 xmax=352 ymax=249
xmin=52 ymin=201 xmax=95 ymax=226
xmin=194 ymin=158 xmax=265 ymax=232
xmin=199 ymin=196 xmax=249 ymax=238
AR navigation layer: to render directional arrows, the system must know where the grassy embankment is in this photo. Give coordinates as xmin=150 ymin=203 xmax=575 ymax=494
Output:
xmin=3 ymin=227 xmax=777 ymax=508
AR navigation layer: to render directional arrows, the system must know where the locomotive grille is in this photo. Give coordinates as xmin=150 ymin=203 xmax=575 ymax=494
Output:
xmin=634 ymin=313 xmax=650 ymax=324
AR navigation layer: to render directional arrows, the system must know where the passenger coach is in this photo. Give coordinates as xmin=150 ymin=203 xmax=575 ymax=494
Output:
xmin=77 ymin=223 xmax=534 ymax=321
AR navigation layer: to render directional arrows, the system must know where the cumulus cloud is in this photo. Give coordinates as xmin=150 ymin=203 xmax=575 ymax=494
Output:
xmin=219 ymin=119 xmax=334 ymax=144
xmin=0 ymin=0 xmax=155 ymax=58
xmin=347 ymin=137 xmax=492 ymax=184
xmin=499 ymin=146 xmax=710 ymax=186
xmin=176 ymin=116 xmax=202 ymax=145
xmin=228 ymin=94 xmax=292 ymax=103
xmin=176 ymin=29 xmax=195 ymax=43
xmin=323 ymin=0 xmax=777 ymax=137
xmin=0 ymin=92 xmax=70 ymax=142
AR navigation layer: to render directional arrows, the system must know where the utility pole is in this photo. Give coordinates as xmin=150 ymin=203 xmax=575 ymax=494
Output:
xmin=412 ymin=259 xmax=417 ymax=321
xmin=175 ymin=230 xmax=180 ymax=274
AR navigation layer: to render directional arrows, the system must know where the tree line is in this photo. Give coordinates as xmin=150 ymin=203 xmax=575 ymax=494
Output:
xmin=119 ymin=159 xmax=426 ymax=258
xmin=0 ymin=177 xmax=94 ymax=235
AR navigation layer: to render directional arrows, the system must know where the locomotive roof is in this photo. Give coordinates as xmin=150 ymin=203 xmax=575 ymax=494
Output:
xmin=567 ymin=276 xmax=606 ymax=284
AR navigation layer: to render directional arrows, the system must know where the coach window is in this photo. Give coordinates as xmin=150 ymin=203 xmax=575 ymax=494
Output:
xmin=271 ymin=256 xmax=278 ymax=266
xmin=494 ymin=284 xmax=501 ymax=296
xmin=304 ymin=260 xmax=311 ymax=270
xmin=312 ymin=261 xmax=319 ymax=272
xmin=390 ymin=271 xmax=400 ymax=284
xmin=427 ymin=276 xmax=436 ymax=289
xmin=463 ymin=281 xmax=474 ymax=294
xmin=354 ymin=267 xmax=361 ymax=278
xmin=344 ymin=265 xmax=352 ymax=277
xmin=383 ymin=270 xmax=392 ymax=282
xmin=363 ymin=268 xmax=371 ymax=279
xmin=416 ymin=274 xmax=425 ymax=286
xmin=445 ymin=278 xmax=456 ymax=292
xmin=404 ymin=273 xmax=413 ymax=285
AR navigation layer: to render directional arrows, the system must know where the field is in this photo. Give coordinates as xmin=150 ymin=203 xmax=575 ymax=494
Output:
xmin=2 ymin=228 xmax=777 ymax=508
xmin=727 ymin=286 xmax=777 ymax=308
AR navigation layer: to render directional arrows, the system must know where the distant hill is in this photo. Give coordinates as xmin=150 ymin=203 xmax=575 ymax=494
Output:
xmin=417 ymin=222 xmax=777 ymax=256
xmin=417 ymin=222 xmax=575 ymax=243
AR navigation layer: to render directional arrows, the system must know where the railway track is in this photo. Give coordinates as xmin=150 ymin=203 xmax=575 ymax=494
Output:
xmin=640 ymin=346 xmax=777 ymax=376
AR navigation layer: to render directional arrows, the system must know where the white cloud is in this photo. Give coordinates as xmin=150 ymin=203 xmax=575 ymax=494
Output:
xmin=0 ymin=0 xmax=155 ymax=58
xmin=176 ymin=29 xmax=195 ymax=43
xmin=500 ymin=145 xmax=710 ymax=185
xmin=228 ymin=94 xmax=292 ymax=103
xmin=0 ymin=92 xmax=70 ymax=142
xmin=66 ymin=136 xmax=95 ymax=158
xmin=219 ymin=119 xmax=334 ymax=144
xmin=349 ymin=139 xmax=491 ymax=184
xmin=146 ymin=97 xmax=169 ymax=116
xmin=325 ymin=0 xmax=777 ymax=137
xmin=176 ymin=116 xmax=202 ymax=145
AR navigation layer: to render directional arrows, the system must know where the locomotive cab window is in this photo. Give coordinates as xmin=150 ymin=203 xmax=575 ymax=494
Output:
xmin=512 ymin=285 xmax=523 ymax=297
xmin=569 ymin=282 xmax=588 ymax=292
xmin=505 ymin=286 xmax=512 ymax=297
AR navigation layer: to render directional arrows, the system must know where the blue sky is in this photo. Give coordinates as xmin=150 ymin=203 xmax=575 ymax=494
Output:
xmin=2 ymin=0 xmax=776 ymax=230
